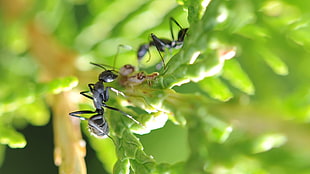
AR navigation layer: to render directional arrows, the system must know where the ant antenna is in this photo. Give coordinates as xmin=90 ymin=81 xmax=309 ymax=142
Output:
xmin=90 ymin=62 xmax=119 ymax=74
xmin=113 ymin=44 xmax=133 ymax=70
xmin=90 ymin=44 xmax=132 ymax=73
xmin=143 ymin=37 xmax=153 ymax=63
xmin=113 ymin=46 xmax=120 ymax=72
xmin=90 ymin=62 xmax=107 ymax=70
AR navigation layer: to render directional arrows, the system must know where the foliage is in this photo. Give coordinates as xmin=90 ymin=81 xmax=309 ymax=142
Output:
xmin=1 ymin=0 xmax=310 ymax=173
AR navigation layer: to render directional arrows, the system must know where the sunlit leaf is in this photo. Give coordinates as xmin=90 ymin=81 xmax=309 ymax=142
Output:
xmin=287 ymin=20 xmax=310 ymax=49
xmin=222 ymin=59 xmax=255 ymax=95
xmin=38 ymin=76 xmax=79 ymax=94
xmin=113 ymin=158 xmax=130 ymax=174
xmin=237 ymin=24 xmax=270 ymax=41
xmin=199 ymin=77 xmax=233 ymax=101
xmin=206 ymin=116 xmax=233 ymax=143
xmin=216 ymin=156 xmax=268 ymax=174
xmin=259 ymin=47 xmax=289 ymax=76
xmin=0 ymin=127 xmax=26 ymax=148
xmin=252 ymin=133 xmax=287 ymax=153
xmin=87 ymin=134 xmax=117 ymax=173
xmin=215 ymin=0 xmax=256 ymax=32
xmin=17 ymin=100 xmax=50 ymax=126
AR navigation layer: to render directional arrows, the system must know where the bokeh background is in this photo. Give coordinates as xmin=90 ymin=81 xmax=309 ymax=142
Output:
xmin=1 ymin=0 xmax=310 ymax=173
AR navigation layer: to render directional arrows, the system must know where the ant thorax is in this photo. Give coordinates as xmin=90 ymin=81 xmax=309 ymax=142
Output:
xmin=170 ymin=40 xmax=183 ymax=49
xmin=149 ymin=38 xmax=172 ymax=50
xmin=91 ymin=82 xmax=107 ymax=109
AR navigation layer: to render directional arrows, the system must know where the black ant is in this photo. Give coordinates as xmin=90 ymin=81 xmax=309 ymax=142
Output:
xmin=69 ymin=48 xmax=145 ymax=138
xmin=137 ymin=17 xmax=188 ymax=68
xmin=77 ymin=63 xmax=143 ymax=124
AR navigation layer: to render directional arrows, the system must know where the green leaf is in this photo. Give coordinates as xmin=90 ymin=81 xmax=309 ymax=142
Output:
xmin=0 ymin=127 xmax=26 ymax=148
xmin=199 ymin=77 xmax=233 ymax=101
xmin=87 ymin=135 xmax=117 ymax=173
xmin=237 ymin=24 xmax=270 ymax=41
xmin=259 ymin=47 xmax=289 ymax=76
xmin=216 ymin=0 xmax=256 ymax=32
xmin=155 ymin=52 xmax=224 ymax=88
xmin=223 ymin=156 xmax=268 ymax=174
xmin=222 ymin=59 xmax=255 ymax=95
xmin=17 ymin=100 xmax=50 ymax=126
xmin=45 ymin=76 xmax=79 ymax=94
xmin=187 ymin=0 xmax=211 ymax=23
xmin=35 ymin=76 xmax=78 ymax=96
xmin=252 ymin=133 xmax=287 ymax=153
xmin=287 ymin=20 xmax=310 ymax=49
xmin=207 ymin=116 xmax=233 ymax=143
xmin=114 ymin=159 xmax=130 ymax=174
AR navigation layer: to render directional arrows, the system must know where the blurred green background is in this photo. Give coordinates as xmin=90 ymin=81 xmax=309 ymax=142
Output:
xmin=1 ymin=0 xmax=310 ymax=173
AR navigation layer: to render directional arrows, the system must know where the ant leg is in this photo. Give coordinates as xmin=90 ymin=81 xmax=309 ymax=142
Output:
xmin=88 ymin=84 xmax=95 ymax=92
xmin=114 ymin=44 xmax=133 ymax=69
xmin=69 ymin=110 xmax=97 ymax=120
xmin=169 ymin=17 xmax=176 ymax=41
xmin=170 ymin=17 xmax=183 ymax=32
xmin=150 ymin=33 xmax=167 ymax=69
xmin=170 ymin=17 xmax=188 ymax=45
xmin=80 ymin=84 xmax=95 ymax=100
xmin=145 ymin=49 xmax=152 ymax=63
xmin=80 ymin=91 xmax=93 ymax=100
xmin=100 ymin=86 xmax=126 ymax=103
xmin=107 ymin=87 xmax=126 ymax=97
xmin=169 ymin=17 xmax=184 ymax=42
xmin=102 ymin=104 xmax=145 ymax=128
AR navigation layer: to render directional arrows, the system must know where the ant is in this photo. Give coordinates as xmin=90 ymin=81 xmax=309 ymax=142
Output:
xmin=69 ymin=48 xmax=145 ymax=138
xmin=137 ymin=17 xmax=188 ymax=69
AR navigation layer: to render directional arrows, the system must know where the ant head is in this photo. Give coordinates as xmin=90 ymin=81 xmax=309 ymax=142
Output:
xmin=90 ymin=62 xmax=118 ymax=82
xmin=88 ymin=114 xmax=109 ymax=138
xmin=99 ymin=70 xmax=118 ymax=83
